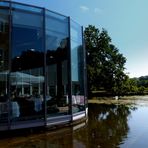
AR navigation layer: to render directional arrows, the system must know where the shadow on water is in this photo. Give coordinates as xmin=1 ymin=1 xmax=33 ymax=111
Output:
xmin=72 ymin=104 xmax=137 ymax=148
xmin=84 ymin=104 xmax=137 ymax=148
xmin=0 ymin=104 xmax=137 ymax=148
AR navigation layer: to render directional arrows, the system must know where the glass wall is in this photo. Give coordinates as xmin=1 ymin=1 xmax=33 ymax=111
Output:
xmin=0 ymin=6 xmax=9 ymax=125
xmin=70 ymin=21 xmax=85 ymax=113
xmin=45 ymin=10 xmax=70 ymax=117
xmin=0 ymin=1 xmax=86 ymax=130
xmin=11 ymin=4 xmax=45 ymax=121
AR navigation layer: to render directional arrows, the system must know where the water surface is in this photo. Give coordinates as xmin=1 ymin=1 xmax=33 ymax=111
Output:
xmin=1 ymin=101 xmax=148 ymax=148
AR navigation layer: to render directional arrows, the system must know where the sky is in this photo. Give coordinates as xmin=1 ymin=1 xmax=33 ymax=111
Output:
xmin=12 ymin=0 xmax=148 ymax=78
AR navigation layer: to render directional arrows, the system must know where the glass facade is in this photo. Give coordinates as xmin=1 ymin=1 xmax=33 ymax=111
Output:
xmin=0 ymin=4 xmax=9 ymax=127
xmin=70 ymin=20 xmax=85 ymax=114
xmin=0 ymin=1 xmax=87 ymax=131
xmin=45 ymin=10 xmax=70 ymax=117
xmin=11 ymin=4 xmax=44 ymax=122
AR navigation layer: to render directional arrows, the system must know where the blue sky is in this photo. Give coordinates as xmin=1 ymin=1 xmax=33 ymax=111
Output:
xmin=13 ymin=0 xmax=148 ymax=78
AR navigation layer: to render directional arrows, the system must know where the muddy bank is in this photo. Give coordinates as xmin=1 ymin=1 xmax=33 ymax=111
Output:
xmin=88 ymin=95 xmax=148 ymax=105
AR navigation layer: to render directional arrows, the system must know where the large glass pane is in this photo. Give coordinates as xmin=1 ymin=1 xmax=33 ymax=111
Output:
xmin=0 ymin=8 xmax=9 ymax=124
xmin=0 ymin=2 xmax=9 ymax=7
xmin=12 ymin=3 xmax=42 ymax=14
xmin=70 ymin=20 xmax=82 ymax=43
xmin=46 ymin=10 xmax=68 ymax=35
xmin=71 ymin=22 xmax=85 ymax=113
xmin=11 ymin=8 xmax=44 ymax=122
xmin=46 ymin=11 xmax=70 ymax=117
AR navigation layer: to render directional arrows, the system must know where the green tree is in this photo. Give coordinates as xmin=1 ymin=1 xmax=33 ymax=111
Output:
xmin=84 ymin=25 xmax=127 ymax=95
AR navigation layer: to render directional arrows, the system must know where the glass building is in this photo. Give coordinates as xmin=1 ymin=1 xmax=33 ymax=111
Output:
xmin=0 ymin=1 xmax=87 ymax=131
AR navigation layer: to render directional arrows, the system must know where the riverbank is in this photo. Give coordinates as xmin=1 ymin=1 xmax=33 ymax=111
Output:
xmin=88 ymin=95 xmax=148 ymax=105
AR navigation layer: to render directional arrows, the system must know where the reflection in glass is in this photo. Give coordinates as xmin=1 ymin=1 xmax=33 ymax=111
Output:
xmin=11 ymin=6 xmax=44 ymax=121
xmin=46 ymin=10 xmax=70 ymax=117
xmin=0 ymin=1 xmax=87 ymax=129
xmin=0 ymin=8 xmax=9 ymax=124
xmin=71 ymin=21 xmax=85 ymax=113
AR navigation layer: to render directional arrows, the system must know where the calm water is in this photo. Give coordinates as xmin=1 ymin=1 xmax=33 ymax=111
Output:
xmin=1 ymin=101 xmax=148 ymax=148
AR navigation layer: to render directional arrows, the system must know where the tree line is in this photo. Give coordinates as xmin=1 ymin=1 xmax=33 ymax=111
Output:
xmin=84 ymin=25 xmax=148 ymax=97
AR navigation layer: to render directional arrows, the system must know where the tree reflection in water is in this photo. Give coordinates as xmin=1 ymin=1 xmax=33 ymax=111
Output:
xmin=74 ymin=103 xmax=137 ymax=148
xmin=0 ymin=104 xmax=137 ymax=148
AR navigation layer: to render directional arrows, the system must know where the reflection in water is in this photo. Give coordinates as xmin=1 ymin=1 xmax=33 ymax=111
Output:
xmin=0 ymin=128 xmax=74 ymax=148
xmin=74 ymin=104 xmax=136 ymax=148
xmin=0 ymin=104 xmax=137 ymax=148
